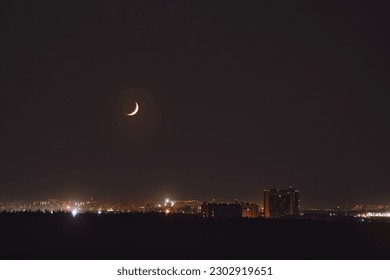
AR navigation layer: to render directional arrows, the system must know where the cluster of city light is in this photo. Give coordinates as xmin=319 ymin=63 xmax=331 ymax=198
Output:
xmin=164 ymin=198 xmax=175 ymax=207
xmin=357 ymin=212 xmax=390 ymax=218
xmin=69 ymin=209 xmax=107 ymax=217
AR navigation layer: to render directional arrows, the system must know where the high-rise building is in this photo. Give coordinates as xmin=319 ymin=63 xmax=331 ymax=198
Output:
xmin=201 ymin=202 xmax=242 ymax=218
xmin=241 ymin=203 xmax=260 ymax=218
xmin=263 ymin=187 xmax=300 ymax=218
xmin=173 ymin=200 xmax=202 ymax=214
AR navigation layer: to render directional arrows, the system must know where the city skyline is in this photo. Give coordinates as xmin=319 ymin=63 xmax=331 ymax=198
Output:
xmin=3 ymin=192 xmax=390 ymax=212
xmin=1 ymin=1 xmax=390 ymax=208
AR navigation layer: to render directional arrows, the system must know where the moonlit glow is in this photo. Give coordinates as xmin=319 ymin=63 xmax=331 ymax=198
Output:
xmin=126 ymin=102 xmax=139 ymax=116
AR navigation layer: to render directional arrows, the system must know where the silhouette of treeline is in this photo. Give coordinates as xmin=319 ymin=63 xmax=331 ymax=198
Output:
xmin=0 ymin=212 xmax=389 ymax=259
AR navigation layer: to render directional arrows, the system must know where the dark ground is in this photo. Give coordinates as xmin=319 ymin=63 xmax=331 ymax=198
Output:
xmin=0 ymin=213 xmax=389 ymax=259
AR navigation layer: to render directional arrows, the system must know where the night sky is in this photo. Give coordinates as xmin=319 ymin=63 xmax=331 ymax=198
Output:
xmin=1 ymin=1 xmax=389 ymax=207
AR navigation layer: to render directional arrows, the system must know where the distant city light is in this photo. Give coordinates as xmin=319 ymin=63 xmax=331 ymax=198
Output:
xmin=357 ymin=212 xmax=390 ymax=218
xmin=164 ymin=198 xmax=175 ymax=207
xmin=97 ymin=210 xmax=102 ymax=215
xmin=71 ymin=209 xmax=78 ymax=217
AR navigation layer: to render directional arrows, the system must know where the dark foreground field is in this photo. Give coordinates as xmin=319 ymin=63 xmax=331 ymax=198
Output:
xmin=1 ymin=213 xmax=389 ymax=259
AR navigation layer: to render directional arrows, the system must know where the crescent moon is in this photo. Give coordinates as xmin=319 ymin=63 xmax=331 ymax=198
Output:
xmin=126 ymin=102 xmax=139 ymax=116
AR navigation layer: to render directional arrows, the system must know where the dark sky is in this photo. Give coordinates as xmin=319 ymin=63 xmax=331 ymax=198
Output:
xmin=1 ymin=1 xmax=389 ymax=207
